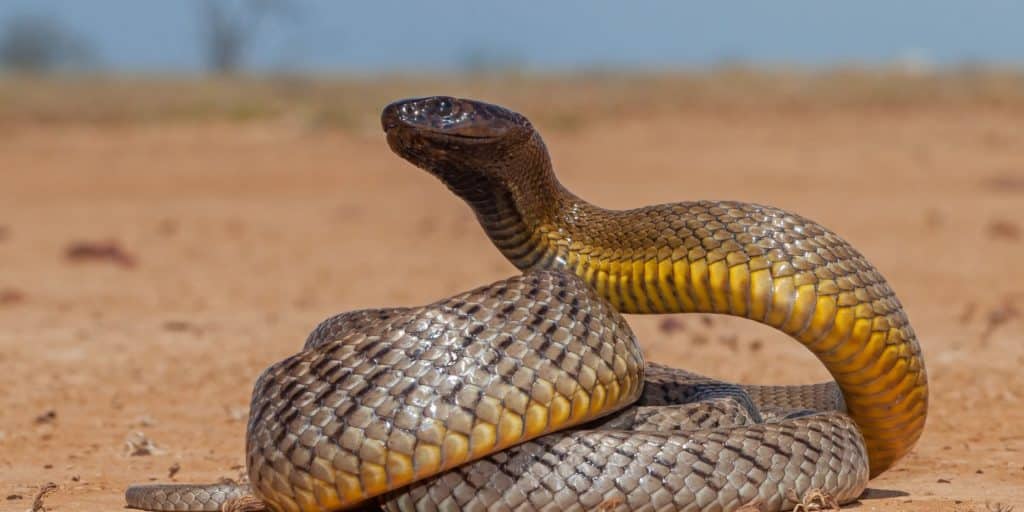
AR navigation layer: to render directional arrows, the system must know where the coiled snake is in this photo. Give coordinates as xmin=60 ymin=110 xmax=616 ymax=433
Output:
xmin=126 ymin=97 xmax=927 ymax=512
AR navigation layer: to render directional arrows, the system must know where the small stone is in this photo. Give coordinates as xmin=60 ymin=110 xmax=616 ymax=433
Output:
xmin=34 ymin=410 xmax=57 ymax=425
xmin=657 ymin=317 xmax=685 ymax=334
xmin=124 ymin=432 xmax=166 ymax=456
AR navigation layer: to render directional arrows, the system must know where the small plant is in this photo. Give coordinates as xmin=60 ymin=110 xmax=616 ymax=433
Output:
xmin=787 ymin=488 xmax=840 ymax=512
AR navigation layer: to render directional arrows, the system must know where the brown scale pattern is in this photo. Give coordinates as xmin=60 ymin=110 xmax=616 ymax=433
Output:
xmin=125 ymin=276 xmax=869 ymax=512
xmin=372 ymin=364 xmax=867 ymax=512
xmin=244 ymin=271 xmax=644 ymax=512
xmin=525 ymin=200 xmax=926 ymax=474
xmin=124 ymin=483 xmax=250 ymax=511
xmin=382 ymin=96 xmax=927 ymax=477
xmin=382 ymin=413 xmax=866 ymax=512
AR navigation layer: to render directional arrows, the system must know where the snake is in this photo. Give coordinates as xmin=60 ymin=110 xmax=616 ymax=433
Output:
xmin=125 ymin=97 xmax=927 ymax=511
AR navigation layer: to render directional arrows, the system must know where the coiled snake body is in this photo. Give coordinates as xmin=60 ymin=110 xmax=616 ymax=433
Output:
xmin=126 ymin=97 xmax=927 ymax=512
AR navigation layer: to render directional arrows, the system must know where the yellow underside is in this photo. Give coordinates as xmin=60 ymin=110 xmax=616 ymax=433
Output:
xmin=261 ymin=370 xmax=644 ymax=512
xmin=565 ymin=249 xmax=927 ymax=477
xmin=261 ymin=236 xmax=926 ymax=511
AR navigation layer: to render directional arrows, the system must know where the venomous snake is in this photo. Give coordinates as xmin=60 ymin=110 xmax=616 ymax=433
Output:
xmin=126 ymin=97 xmax=927 ymax=511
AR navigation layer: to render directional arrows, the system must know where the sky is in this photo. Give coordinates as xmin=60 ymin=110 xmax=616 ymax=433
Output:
xmin=0 ymin=1 xmax=1022 ymax=73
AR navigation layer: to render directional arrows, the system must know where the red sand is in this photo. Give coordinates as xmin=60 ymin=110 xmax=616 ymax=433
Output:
xmin=1 ymin=104 xmax=1022 ymax=510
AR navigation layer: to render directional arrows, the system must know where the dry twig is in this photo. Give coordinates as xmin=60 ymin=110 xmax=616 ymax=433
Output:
xmin=223 ymin=495 xmax=267 ymax=512
xmin=31 ymin=482 xmax=57 ymax=512
xmin=64 ymin=240 xmax=137 ymax=268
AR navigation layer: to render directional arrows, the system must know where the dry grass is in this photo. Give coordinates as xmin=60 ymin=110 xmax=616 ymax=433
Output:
xmin=3 ymin=68 xmax=1024 ymax=129
xmin=985 ymin=503 xmax=1015 ymax=512
xmin=222 ymin=495 xmax=267 ymax=512
xmin=30 ymin=482 xmax=58 ymax=512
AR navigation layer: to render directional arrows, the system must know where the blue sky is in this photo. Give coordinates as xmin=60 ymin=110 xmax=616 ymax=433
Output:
xmin=1 ymin=1 xmax=1022 ymax=73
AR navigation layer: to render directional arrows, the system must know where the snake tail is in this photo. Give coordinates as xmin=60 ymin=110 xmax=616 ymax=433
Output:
xmin=125 ymin=482 xmax=254 ymax=511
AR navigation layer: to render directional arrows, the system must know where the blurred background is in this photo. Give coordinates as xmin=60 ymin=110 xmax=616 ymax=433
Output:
xmin=2 ymin=0 xmax=1024 ymax=74
xmin=1 ymin=1 xmax=1023 ymax=127
xmin=1 ymin=2 xmax=1022 ymax=511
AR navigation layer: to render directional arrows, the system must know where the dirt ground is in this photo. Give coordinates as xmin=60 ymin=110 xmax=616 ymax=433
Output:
xmin=1 ymin=78 xmax=1022 ymax=511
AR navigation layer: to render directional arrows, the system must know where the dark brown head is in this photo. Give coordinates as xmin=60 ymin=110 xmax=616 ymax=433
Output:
xmin=381 ymin=97 xmax=550 ymax=187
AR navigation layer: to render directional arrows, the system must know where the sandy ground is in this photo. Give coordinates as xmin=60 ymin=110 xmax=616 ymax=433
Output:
xmin=1 ymin=91 xmax=1022 ymax=511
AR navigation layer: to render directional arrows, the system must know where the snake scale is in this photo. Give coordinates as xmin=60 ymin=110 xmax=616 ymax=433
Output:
xmin=126 ymin=97 xmax=927 ymax=512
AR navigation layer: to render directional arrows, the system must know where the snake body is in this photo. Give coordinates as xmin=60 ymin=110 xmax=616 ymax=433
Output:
xmin=126 ymin=97 xmax=926 ymax=511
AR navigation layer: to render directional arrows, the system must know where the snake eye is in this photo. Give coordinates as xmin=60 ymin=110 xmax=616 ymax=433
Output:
xmin=383 ymin=97 xmax=528 ymax=142
xmin=435 ymin=98 xmax=453 ymax=116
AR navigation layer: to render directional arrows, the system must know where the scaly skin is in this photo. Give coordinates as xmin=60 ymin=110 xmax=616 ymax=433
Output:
xmin=125 ymin=96 xmax=921 ymax=512
xmin=125 ymin=273 xmax=869 ymax=512
xmin=382 ymin=96 xmax=927 ymax=477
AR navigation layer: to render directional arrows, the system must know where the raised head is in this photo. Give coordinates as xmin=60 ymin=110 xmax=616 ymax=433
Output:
xmin=381 ymin=96 xmax=551 ymax=186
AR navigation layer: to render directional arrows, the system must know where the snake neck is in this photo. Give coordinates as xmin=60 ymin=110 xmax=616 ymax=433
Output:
xmin=451 ymin=170 xmax=927 ymax=478
xmin=447 ymin=172 xmax=637 ymax=275
xmin=433 ymin=157 xmax=584 ymax=269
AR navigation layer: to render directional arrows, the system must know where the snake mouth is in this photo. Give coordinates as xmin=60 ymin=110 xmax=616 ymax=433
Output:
xmin=381 ymin=96 xmax=529 ymax=144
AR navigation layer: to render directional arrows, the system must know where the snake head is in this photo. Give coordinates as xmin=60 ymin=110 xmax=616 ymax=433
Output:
xmin=382 ymin=96 xmax=545 ymax=182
